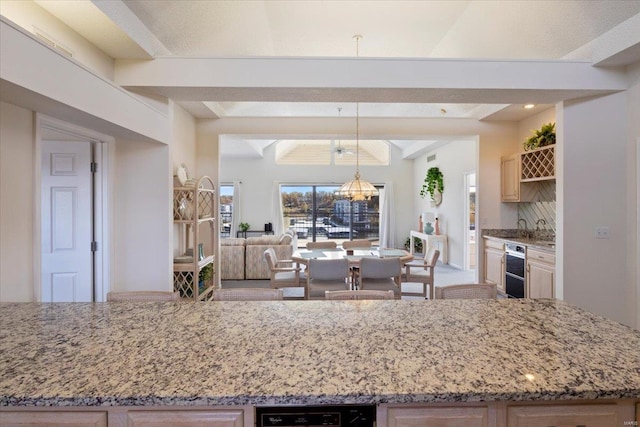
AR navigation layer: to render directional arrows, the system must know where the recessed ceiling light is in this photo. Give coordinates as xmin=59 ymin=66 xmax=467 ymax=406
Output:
xmin=523 ymin=104 xmax=536 ymax=109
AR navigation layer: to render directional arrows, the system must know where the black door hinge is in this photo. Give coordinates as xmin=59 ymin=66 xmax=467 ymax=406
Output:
xmin=90 ymin=162 xmax=97 ymax=173
xmin=91 ymin=241 xmax=98 ymax=252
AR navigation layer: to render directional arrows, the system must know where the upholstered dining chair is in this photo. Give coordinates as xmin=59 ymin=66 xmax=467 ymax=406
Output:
xmin=306 ymin=241 xmax=337 ymax=250
xmin=402 ymin=247 xmax=440 ymax=300
xmin=342 ymin=239 xmax=372 ymax=250
xmin=264 ymin=248 xmax=306 ymax=299
xmin=307 ymin=258 xmax=351 ymax=300
xmin=325 ymin=289 xmax=395 ymax=300
xmin=106 ymin=291 xmax=180 ymax=302
xmin=358 ymin=257 xmax=402 ymax=299
xmin=434 ymin=283 xmax=498 ymax=299
xmin=212 ymin=288 xmax=284 ymax=301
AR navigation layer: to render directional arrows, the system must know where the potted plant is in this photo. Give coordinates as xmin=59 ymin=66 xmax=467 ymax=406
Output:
xmin=523 ymin=122 xmax=556 ymax=151
xmin=198 ymin=263 xmax=214 ymax=294
xmin=420 ymin=167 xmax=444 ymax=202
xmin=404 ymin=236 xmax=423 ymax=253
xmin=239 ymin=222 xmax=250 ymax=232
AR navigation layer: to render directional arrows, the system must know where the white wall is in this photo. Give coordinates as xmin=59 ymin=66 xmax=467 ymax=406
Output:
xmin=559 ymin=92 xmax=633 ymax=326
xmin=626 ymin=62 xmax=640 ymax=328
xmin=517 ymin=108 xmax=557 ymax=145
xmin=112 ymin=139 xmax=172 ymax=292
xmin=414 ymin=139 xmax=476 ymax=269
xmin=0 ymin=102 xmax=34 ymax=302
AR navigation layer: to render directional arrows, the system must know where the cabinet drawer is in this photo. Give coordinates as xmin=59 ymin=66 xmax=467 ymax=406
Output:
xmin=507 ymin=404 xmax=618 ymax=427
xmin=126 ymin=409 xmax=245 ymax=427
xmin=484 ymin=238 xmax=504 ymax=251
xmin=388 ymin=406 xmax=488 ymax=427
xmin=0 ymin=411 xmax=107 ymax=426
xmin=527 ymin=248 xmax=555 ymax=265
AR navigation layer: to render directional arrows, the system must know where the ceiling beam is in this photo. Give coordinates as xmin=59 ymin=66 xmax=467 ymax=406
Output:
xmin=115 ymin=57 xmax=628 ymax=104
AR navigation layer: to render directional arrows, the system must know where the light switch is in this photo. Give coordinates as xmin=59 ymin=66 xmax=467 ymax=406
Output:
xmin=595 ymin=226 xmax=610 ymax=239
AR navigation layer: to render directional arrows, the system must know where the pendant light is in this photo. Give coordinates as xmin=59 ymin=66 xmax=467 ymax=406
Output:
xmin=335 ymin=35 xmax=379 ymax=202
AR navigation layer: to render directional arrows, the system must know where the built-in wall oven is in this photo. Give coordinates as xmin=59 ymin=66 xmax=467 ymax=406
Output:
xmin=256 ymin=405 xmax=376 ymax=427
xmin=505 ymin=243 xmax=526 ymax=298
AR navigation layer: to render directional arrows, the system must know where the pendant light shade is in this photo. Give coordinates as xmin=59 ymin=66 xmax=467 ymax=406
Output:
xmin=336 ymin=35 xmax=379 ymax=202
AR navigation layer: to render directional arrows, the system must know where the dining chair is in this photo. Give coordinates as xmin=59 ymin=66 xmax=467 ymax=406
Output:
xmin=106 ymin=291 xmax=180 ymax=302
xmin=306 ymin=241 xmax=337 ymax=250
xmin=325 ymin=289 xmax=395 ymax=300
xmin=307 ymin=258 xmax=351 ymax=300
xmin=264 ymin=248 xmax=306 ymax=299
xmin=434 ymin=283 xmax=498 ymax=299
xmin=358 ymin=257 xmax=402 ymax=299
xmin=342 ymin=239 xmax=372 ymax=250
xmin=402 ymin=247 xmax=440 ymax=300
xmin=212 ymin=288 xmax=284 ymax=301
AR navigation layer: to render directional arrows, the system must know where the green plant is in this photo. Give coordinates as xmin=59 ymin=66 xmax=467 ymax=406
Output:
xmin=523 ymin=122 xmax=556 ymax=151
xmin=420 ymin=167 xmax=444 ymax=199
xmin=404 ymin=236 xmax=423 ymax=253
xmin=239 ymin=222 xmax=250 ymax=232
xmin=198 ymin=264 xmax=214 ymax=283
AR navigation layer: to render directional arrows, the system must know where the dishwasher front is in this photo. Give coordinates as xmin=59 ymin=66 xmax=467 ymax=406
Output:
xmin=255 ymin=404 xmax=376 ymax=427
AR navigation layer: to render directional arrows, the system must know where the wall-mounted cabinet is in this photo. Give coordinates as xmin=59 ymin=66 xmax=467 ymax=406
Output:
xmin=501 ymin=145 xmax=555 ymax=202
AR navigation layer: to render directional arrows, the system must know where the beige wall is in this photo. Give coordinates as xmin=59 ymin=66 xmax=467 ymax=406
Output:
xmin=626 ymin=62 xmax=640 ymax=328
xmin=112 ymin=139 xmax=172 ymax=292
xmin=560 ymin=92 xmax=633 ymax=326
xmin=0 ymin=102 xmax=35 ymax=302
xmin=518 ymin=107 xmax=557 ymax=145
xmin=0 ymin=1 xmax=114 ymax=80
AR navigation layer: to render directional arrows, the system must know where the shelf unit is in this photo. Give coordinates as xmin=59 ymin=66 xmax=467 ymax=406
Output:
xmin=173 ymin=176 xmax=216 ymax=301
xmin=521 ymin=145 xmax=555 ymax=181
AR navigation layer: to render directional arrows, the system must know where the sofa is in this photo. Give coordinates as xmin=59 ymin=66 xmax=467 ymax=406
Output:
xmin=220 ymin=229 xmax=298 ymax=280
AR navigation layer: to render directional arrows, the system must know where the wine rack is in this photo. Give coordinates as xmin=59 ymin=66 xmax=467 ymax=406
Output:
xmin=521 ymin=145 xmax=555 ymax=181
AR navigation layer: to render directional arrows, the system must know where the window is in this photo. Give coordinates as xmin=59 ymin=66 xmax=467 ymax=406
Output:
xmin=281 ymin=185 xmax=380 ymax=246
xmin=219 ymin=185 xmax=233 ymax=237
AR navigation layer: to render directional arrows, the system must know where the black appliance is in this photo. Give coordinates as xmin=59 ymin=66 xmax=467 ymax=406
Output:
xmin=256 ymin=405 xmax=376 ymax=427
xmin=505 ymin=243 xmax=526 ymax=298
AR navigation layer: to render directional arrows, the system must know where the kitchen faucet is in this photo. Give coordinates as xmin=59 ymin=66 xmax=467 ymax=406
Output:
xmin=517 ymin=218 xmax=529 ymax=237
xmin=536 ymin=218 xmax=547 ymax=230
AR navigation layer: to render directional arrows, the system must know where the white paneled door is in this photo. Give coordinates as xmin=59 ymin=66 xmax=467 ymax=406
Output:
xmin=41 ymin=140 xmax=93 ymax=302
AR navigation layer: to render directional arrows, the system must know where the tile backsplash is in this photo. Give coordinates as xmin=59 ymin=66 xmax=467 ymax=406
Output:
xmin=518 ymin=181 xmax=556 ymax=236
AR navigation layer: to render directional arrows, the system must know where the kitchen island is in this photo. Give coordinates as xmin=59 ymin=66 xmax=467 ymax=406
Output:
xmin=1 ymin=299 xmax=639 ymax=426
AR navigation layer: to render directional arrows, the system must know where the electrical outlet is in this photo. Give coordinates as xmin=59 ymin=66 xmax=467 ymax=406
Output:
xmin=595 ymin=226 xmax=610 ymax=239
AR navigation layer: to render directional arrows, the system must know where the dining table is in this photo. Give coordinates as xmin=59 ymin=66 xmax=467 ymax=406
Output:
xmin=291 ymin=247 xmax=414 ymax=268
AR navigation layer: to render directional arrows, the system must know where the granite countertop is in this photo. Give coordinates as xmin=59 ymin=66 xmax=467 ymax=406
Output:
xmin=1 ymin=299 xmax=639 ymax=407
xmin=482 ymin=230 xmax=556 ymax=251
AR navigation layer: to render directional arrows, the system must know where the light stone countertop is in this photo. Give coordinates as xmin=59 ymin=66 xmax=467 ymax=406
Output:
xmin=1 ymin=299 xmax=639 ymax=407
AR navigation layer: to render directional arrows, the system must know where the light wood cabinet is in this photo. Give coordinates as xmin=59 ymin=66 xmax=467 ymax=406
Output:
xmin=507 ymin=404 xmax=618 ymax=426
xmin=124 ymin=409 xmax=244 ymax=427
xmin=387 ymin=406 xmax=488 ymax=427
xmin=484 ymin=238 xmax=505 ymax=292
xmin=501 ymin=146 xmax=555 ymax=203
xmin=0 ymin=411 xmax=107 ymax=426
xmin=526 ymin=248 xmax=555 ymax=299
xmin=501 ymin=154 xmax=520 ymax=202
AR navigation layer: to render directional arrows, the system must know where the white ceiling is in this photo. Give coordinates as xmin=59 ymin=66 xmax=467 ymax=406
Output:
xmin=26 ymin=0 xmax=640 ymax=155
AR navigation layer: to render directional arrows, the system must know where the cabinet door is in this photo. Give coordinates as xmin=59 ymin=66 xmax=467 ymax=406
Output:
xmin=484 ymin=248 xmax=504 ymax=291
xmin=501 ymin=154 xmax=520 ymax=202
xmin=0 ymin=411 xmax=107 ymax=426
xmin=527 ymin=260 xmax=554 ymax=299
xmin=507 ymin=404 xmax=618 ymax=427
xmin=388 ymin=406 xmax=488 ymax=427
xmin=126 ymin=410 xmax=244 ymax=427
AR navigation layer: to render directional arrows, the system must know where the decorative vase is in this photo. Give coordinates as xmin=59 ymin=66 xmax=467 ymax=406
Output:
xmin=424 ymin=222 xmax=434 ymax=235
xmin=434 ymin=218 xmax=441 ymax=235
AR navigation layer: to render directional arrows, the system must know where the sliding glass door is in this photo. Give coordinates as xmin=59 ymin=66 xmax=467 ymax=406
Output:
xmin=281 ymin=184 xmax=380 ymax=246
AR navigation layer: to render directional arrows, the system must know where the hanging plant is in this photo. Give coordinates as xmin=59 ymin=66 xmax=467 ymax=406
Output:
xmin=420 ymin=167 xmax=444 ymax=200
xmin=523 ymin=122 xmax=556 ymax=151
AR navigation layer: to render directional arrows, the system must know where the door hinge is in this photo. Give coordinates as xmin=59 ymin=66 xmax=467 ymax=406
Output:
xmin=91 ymin=241 xmax=98 ymax=252
xmin=90 ymin=162 xmax=97 ymax=173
